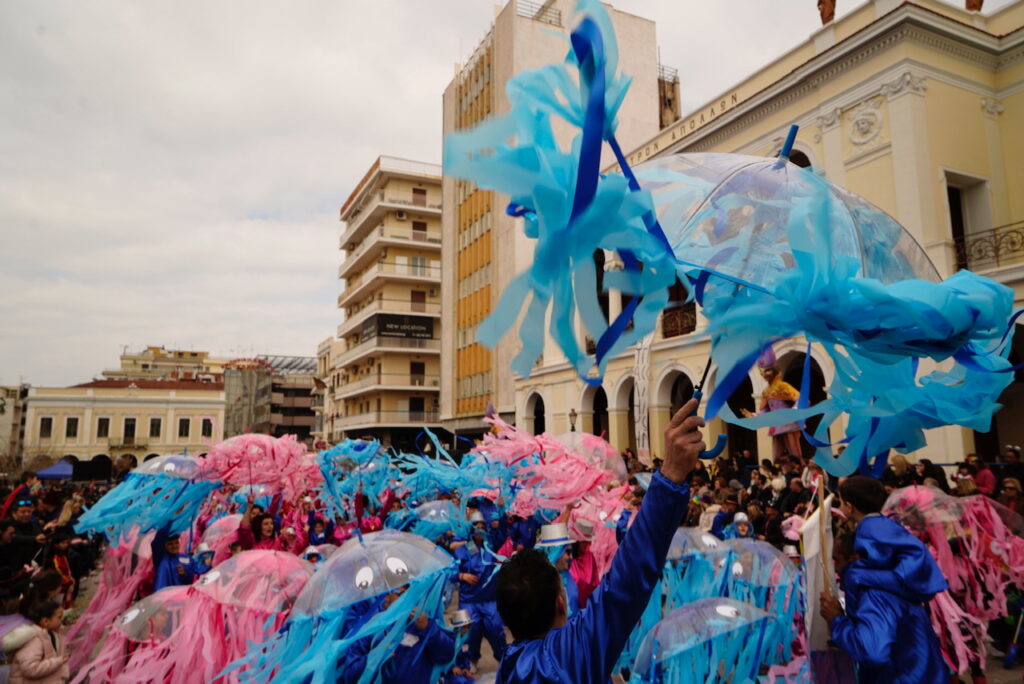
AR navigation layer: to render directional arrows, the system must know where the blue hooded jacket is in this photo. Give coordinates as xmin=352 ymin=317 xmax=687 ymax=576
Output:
xmin=831 ymin=515 xmax=948 ymax=684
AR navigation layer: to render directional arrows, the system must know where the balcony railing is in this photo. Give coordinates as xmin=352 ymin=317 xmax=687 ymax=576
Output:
xmin=337 ymin=298 xmax=441 ymax=336
xmin=341 ymin=261 xmax=440 ymax=290
xmin=337 ymin=410 xmax=441 ymax=429
xmin=340 ymin=224 xmax=441 ymax=262
xmin=954 ymin=222 xmax=1024 ymax=272
xmin=334 ymin=336 xmax=441 ymax=368
xmin=334 ymin=372 xmax=441 ymax=398
xmin=516 ymin=0 xmax=561 ymax=26
xmin=661 ymin=303 xmax=698 ymax=339
xmin=108 ymin=438 xmax=147 ymax=450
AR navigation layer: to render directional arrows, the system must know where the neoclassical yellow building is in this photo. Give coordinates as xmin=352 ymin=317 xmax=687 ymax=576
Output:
xmin=514 ymin=0 xmax=1024 ymax=465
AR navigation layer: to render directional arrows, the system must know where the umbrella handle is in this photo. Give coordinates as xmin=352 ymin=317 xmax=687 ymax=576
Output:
xmin=692 ymin=389 xmax=728 ymax=459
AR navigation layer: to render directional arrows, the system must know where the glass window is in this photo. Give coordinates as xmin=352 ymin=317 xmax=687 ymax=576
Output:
xmin=178 ymin=417 xmax=191 ymax=438
xmin=149 ymin=417 xmax=162 ymax=439
xmin=39 ymin=417 xmax=53 ymax=439
xmin=65 ymin=417 xmax=78 ymax=438
xmin=201 ymin=418 xmax=213 ymax=438
xmin=96 ymin=417 xmax=110 ymax=438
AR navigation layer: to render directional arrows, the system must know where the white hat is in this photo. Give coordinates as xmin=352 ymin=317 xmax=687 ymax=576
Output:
xmin=281 ymin=526 xmax=296 ymax=536
xmin=535 ymin=523 xmax=572 ymax=548
xmin=733 ymin=513 xmax=749 ymax=524
xmin=196 ymin=543 xmax=213 ymax=555
xmin=783 ymin=544 xmax=800 ymax=558
xmin=574 ymin=519 xmax=595 ymax=541
xmin=449 ymin=609 xmax=474 ymax=627
xmin=468 ymin=511 xmax=486 ymax=524
xmin=302 ymin=546 xmax=321 ymax=558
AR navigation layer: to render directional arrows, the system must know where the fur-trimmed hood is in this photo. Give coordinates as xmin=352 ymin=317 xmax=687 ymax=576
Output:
xmin=2 ymin=623 xmax=37 ymax=653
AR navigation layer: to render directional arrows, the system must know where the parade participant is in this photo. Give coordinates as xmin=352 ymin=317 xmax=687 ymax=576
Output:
xmin=710 ymin=495 xmax=738 ymax=539
xmin=568 ymin=519 xmax=598 ymax=609
xmin=535 ymin=524 xmax=579 ymax=618
xmin=301 ymin=546 xmax=323 ymax=564
xmin=494 ymin=397 xmax=702 ymax=684
xmin=193 ymin=543 xmax=215 ymax=577
xmin=723 ymin=512 xmax=754 ymax=539
xmin=380 ymin=610 xmax=457 ymax=684
xmin=151 ymin=530 xmax=194 ymax=592
xmin=455 ymin=511 xmax=506 ymax=667
xmin=615 ymin=487 xmax=643 ymax=545
xmin=820 ymin=476 xmax=948 ymax=683
xmin=445 ymin=610 xmax=475 ymax=684
xmin=4 ymin=599 xmax=69 ymax=684
xmin=509 ymin=513 xmax=539 ymax=552
xmin=740 ymin=348 xmax=802 ymax=462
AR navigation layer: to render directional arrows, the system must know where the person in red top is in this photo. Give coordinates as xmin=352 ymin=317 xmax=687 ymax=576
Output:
xmin=969 ymin=455 xmax=996 ymax=496
xmin=46 ymin=530 xmax=75 ymax=609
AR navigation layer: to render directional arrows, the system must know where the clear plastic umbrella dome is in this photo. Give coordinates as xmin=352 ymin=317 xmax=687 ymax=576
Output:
xmin=883 ymin=484 xmax=964 ymax=532
xmin=291 ymin=529 xmax=454 ymax=616
xmin=667 ymin=527 xmax=724 ymax=561
xmin=200 ymin=514 xmax=243 ymax=549
xmin=415 ymin=500 xmax=459 ymax=522
xmin=633 ymin=152 xmax=940 ymax=293
xmin=556 ymin=432 xmax=627 ymax=481
xmin=115 ymin=585 xmax=192 ymax=643
xmin=195 ymin=550 xmax=313 ymax=613
xmin=630 ymin=597 xmax=774 ymax=671
xmin=317 ymin=543 xmax=339 ymax=558
xmin=720 ymin=538 xmax=799 ymax=587
xmin=135 ymin=453 xmax=205 ymax=479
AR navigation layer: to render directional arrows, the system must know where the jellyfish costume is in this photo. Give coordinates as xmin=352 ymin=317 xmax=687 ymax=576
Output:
xmin=412 ymin=500 xmax=471 ymax=544
xmin=66 ymin=528 xmax=157 ymax=673
xmin=317 ymin=439 xmax=394 ymax=517
xmin=199 ymin=513 xmax=244 ymax=565
xmin=72 ymin=585 xmax=192 ymax=683
xmin=206 ymin=433 xmax=321 ymax=501
xmin=75 ymin=454 xmax=220 ymax=542
xmin=443 ymin=0 xmax=1022 ymax=477
xmin=629 ymin=598 xmax=784 ymax=683
xmin=228 ymin=529 xmax=458 ymax=684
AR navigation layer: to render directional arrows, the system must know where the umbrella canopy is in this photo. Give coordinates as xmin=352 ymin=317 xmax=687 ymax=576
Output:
xmin=633 ymin=597 xmax=781 ymax=682
xmin=666 ymin=527 xmax=723 ymax=561
xmin=196 ymin=550 xmax=312 ymax=613
xmin=135 ymin=453 xmax=206 ymax=479
xmin=36 ymin=459 xmax=73 ymax=479
xmin=115 ymin=585 xmax=192 ymax=643
xmin=291 ymin=529 xmax=454 ymax=616
xmin=635 ymin=152 xmax=940 ymax=292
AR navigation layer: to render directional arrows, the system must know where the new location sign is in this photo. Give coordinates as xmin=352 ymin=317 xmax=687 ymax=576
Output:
xmin=362 ymin=314 xmax=434 ymax=341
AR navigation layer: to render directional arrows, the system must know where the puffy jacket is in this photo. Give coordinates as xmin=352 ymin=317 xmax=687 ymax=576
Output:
xmin=5 ymin=623 xmax=69 ymax=684
xmin=831 ymin=515 xmax=948 ymax=683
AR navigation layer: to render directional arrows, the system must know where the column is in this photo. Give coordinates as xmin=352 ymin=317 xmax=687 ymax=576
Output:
xmin=608 ymin=409 xmax=629 ymax=452
xmin=816 ymin=107 xmax=845 ymax=185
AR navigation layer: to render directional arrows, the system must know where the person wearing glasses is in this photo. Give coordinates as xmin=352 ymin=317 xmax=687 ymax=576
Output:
xmin=998 ymin=477 xmax=1023 ymax=515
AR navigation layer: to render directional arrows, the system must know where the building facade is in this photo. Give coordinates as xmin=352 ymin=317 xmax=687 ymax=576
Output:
xmin=101 ymin=346 xmax=228 ymax=382
xmin=223 ymin=356 xmax=317 ymax=443
xmin=333 ymin=157 xmax=442 ymax=452
xmin=0 ymin=385 xmax=28 ymax=475
xmin=21 ymin=380 xmax=226 ymax=473
xmin=440 ymin=0 xmax=670 ymax=445
xmin=512 ymin=0 xmax=1024 ymax=464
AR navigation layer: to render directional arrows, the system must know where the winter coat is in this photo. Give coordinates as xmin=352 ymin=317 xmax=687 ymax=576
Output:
xmin=4 ymin=624 xmax=69 ymax=684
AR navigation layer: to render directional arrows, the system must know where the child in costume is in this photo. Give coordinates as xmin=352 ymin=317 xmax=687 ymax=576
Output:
xmin=536 ymin=523 xmax=580 ymax=618
xmin=723 ymin=512 xmax=755 ymax=539
xmin=445 ymin=610 xmax=476 ymax=684
xmin=192 ymin=543 xmax=215 ymax=577
xmin=455 ymin=512 xmax=507 ymax=668
xmin=821 ymin=477 xmax=948 ymax=683
xmin=150 ymin=529 xmax=194 ymax=592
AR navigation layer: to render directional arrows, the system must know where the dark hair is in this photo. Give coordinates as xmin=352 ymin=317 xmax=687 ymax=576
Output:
xmin=839 ymin=476 xmax=887 ymax=515
xmin=252 ymin=514 xmax=276 ymax=542
xmin=26 ymin=599 xmax=61 ymax=625
xmin=19 ymin=570 xmax=63 ymax=616
xmin=496 ymin=549 xmax=561 ymax=641
xmin=833 ymin=531 xmax=856 ymax=559
xmin=19 ymin=471 xmax=37 ymax=485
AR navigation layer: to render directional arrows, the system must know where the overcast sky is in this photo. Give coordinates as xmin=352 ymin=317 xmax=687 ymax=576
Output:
xmin=0 ymin=0 xmax=1012 ymax=386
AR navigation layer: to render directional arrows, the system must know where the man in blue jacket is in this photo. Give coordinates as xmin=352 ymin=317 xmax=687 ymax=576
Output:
xmin=821 ymin=476 xmax=949 ymax=683
xmin=494 ymin=398 xmax=704 ymax=683
xmin=151 ymin=529 xmax=194 ymax=592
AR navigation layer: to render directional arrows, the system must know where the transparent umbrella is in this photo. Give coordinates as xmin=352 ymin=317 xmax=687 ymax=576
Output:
xmin=291 ymin=529 xmax=455 ymax=616
xmin=195 ymin=550 xmax=312 ymax=613
xmin=667 ymin=527 xmax=724 ymax=561
xmin=135 ymin=453 xmax=206 ymax=480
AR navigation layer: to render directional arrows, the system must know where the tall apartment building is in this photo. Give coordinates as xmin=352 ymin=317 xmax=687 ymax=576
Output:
xmin=516 ymin=0 xmax=1024 ymax=464
xmin=440 ymin=0 xmax=668 ymax=445
xmin=333 ymin=157 xmax=443 ymax=452
xmin=223 ymin=355 xmax=317 ymax=443
xmin=101 ymin=346 xmax=228 ymax=382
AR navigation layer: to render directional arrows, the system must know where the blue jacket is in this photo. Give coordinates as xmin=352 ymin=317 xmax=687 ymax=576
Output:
xmin=510 ymin=517 xmax=539 ymax=549
xmin=151 ymin=530 xmax=194 ymax=592
xmin=831 ymin=515 xmax=948 ymax=684
xmin=615 ymin=509 xmax=632 ymax=545
xmin=455 ymin=541 xmax=498 ymax=604
xmin=381 ymin=619 xmax=456 ymax=684
xmin=560 ymin=570 xmax=579 ymax=617
xmin=710 ymin=510 xmax=733 ymax=540
xmin=497 ymin=472 xmax=689 ymax=684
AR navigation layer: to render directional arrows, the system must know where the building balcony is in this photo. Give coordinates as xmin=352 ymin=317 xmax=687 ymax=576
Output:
xmin=278 ymin=395 xmax=314 ymax=408
xmin=333 ymin=373 xmax=441 ymax=400
xmin=337 ymin=410 xmax=441 ymax=431
xmin=340 ymin=193 xmax=442 ymax=249
xmin=337 ymin=298 xmax=441 ymax=338
xmin=269 ymin=414 xmax=316 ymax=427
xmin=108 ymin=437 xmax=148 ymax=450
xmin=338 ymin=225 xmax=441 ymax=279
xmin=334 ymin=336 xmax=441 ymax=369
xmin=955 ymin=222 xmax=1024 ymax=277
xmin=338 ymin=261 xmax=440 ymax=307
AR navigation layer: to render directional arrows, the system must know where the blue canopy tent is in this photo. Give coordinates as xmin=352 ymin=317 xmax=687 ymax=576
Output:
xmin=37 ymin=460 xmax=73 ymax=480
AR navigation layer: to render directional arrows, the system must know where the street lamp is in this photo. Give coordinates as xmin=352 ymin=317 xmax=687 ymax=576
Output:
xmin=568 ymin=408 xmax=578 ymax=432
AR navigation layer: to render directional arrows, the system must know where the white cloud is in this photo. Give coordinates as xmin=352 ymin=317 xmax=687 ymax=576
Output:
xmin=0 ymin=0 xmax=1011 ymax=385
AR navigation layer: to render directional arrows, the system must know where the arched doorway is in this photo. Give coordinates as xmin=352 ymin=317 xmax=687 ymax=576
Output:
xmin=525 ymin=392 xmax=546 ymax=436
xmin=669 ymin=373 xmax=695 ymax=417
xmin=591 ymin=387 xmax=609 ymax=438
xmin=91 ymin=454 xmax=113 ymax=481
xmin=726 ymin=376 xmax=759 ymax=462
xmin=779 ymin=351 xmax=827 ymax=460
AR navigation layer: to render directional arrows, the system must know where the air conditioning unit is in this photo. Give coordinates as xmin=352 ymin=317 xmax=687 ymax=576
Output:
xmin=395 ymin=210 xmax=408 ymax=221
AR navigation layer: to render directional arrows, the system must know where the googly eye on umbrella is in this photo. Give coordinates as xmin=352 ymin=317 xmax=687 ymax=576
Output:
xmin=75 ymin=453 xmax=220 ymax=543
xmin=632 ymin=598 xmax=784 ymax=683
xmin=74 ymin=585 xmax=192 ymax=682
xmin=666 ymin=527 xmax=722 ymax=561
xmin=445 ymin=0 xmax=1021 ymax=476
